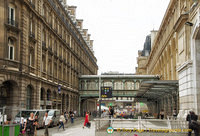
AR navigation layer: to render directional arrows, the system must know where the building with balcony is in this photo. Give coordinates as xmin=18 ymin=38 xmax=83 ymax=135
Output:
xmin=0 ymin=0 xmax=98 ymax=115
xmin=136 ymin=0 xmax=200 ymax=117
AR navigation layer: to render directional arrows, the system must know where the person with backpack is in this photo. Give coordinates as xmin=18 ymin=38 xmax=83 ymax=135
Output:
xmin=23 ymin=113 xmax=35 ymax=136
xmin=186 ymin=111 xmax=199 ymax=136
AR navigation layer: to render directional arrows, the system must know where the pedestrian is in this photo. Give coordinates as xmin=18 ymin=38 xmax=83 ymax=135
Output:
xmin=58 ymin=113 xmax=65 ymax=131
xmin=173 ymin=108 xmax=177 ymax=120
xmin=64 ymin=111 xmax=68 ymax=124
xmin=23 ymin=113 xmax=35 ymax=136
xmin=34 ymin=115 xmax=38 ymax=136
xmin=186 ymin=111 xmax=199 ymax=136
xmin=43 ymin=112 xmax=52 ymax=136
xmin=20 ymin=113 xmax=25 ymax=134
xmin=70 ymin=112 xmax=74 ymax=124
xmin=109 ymin=106 xmax=114 ymax=118
xmin=83 ymin=111 xmax=90 ymax=129
xmin=160 ymin=109 xmax=164 ymax=119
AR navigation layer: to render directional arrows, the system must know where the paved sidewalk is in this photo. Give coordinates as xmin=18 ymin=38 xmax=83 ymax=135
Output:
xmin=37 ymin=117 xmax=86 ymax=136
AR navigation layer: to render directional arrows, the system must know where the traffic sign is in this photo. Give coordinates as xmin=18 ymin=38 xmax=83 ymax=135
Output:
xmin=101 ymin=87 xmax=112 ymax=98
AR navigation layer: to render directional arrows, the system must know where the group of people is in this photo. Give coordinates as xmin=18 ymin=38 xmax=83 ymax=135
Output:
xmin=19 ymin=110 xmax=76 ymax=136
xmin=58 ymin=110 xmax=75 ymax=131
xmin=20 ymin=112 xmax=52 ymax=136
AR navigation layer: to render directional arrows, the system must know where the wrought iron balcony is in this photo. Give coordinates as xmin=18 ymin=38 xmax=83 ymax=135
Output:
xmin=8 ymin=18 xmax=18 ymax=27
xmin=29 ymin=32 xmax=35 ymax=38
xmin=42 ymin=41 xmax=47 ymax=50
xmin=29 ymin=1 xmax=35 ymax=9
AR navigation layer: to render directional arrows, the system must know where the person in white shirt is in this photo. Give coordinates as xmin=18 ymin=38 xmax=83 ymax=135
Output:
xmin=43 ymin=112 xmax=52 ymax=136
xmin=58 ymin=113 xmax=65 ymax=131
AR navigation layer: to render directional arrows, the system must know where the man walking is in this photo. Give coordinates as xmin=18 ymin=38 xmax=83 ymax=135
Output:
xmin=43 ymin=112 xmax=52 ymax=136
xmin=186 ymin=111 xmax=199 ymax=136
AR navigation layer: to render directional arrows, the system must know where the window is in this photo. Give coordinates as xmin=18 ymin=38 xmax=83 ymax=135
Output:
xmin=42 ymin=55 xmax=46 ymax=72
xmin=8 ymin=38 xmax=14 ymax=60
xmin=29 ymin=53 xmax=32 ymax=66
xmin=30 ymin=19 xmax=33 ymax=33
xmin=26 ymin=85 xmax=32 ymax=109
xmin=29 ymin=50 xmax=34 ymax=66
xmin=8 ymin=4 xmax=15 ymax=24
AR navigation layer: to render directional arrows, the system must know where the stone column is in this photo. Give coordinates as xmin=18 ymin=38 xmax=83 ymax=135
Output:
xmin=84 ymin=80 xmax=87 ymax=90
xmin=44 ymin=90 xmax=47 ymax=109
xmin=122 ymin=80 xmax=126 ymax=90
xmin=134 ymin=80 xmax=136 ymax=90
xmin=78 ymin=96 xmax=81 ymax=116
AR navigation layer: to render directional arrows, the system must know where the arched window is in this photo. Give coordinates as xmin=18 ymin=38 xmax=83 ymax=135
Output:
xmin=40 ymin=88 xmax=45 ymax=100
xmin=26 ymin=85 xmax=32 ymax=109
xmin=47 ymin=90 xmax=51 ymax=101
xmin=8 ymin=38 xmax=14 ymax=60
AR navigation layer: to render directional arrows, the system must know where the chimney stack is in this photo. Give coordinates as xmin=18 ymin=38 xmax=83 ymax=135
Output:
xmin=68 ymin=6 xmax=77 ymax=21
xmin=76 ymin=19 xmax=83 ymax=30
xmin=87 ymin=34 xmax=91 ymax=41
xmin=83 ymin=29 xmax=88 ymax=37
xmin=90 ymin=40 xmax=94 ymax=48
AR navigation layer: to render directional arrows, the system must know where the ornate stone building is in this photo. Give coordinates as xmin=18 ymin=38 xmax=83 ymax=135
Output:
xmin=0 ymin=0 xmax=98 ymax=114
xmin=136 ymin=0 xmax=200 ymax=116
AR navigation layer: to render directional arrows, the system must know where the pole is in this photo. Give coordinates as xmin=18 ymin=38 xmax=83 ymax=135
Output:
xmin=2 ymin=106 xmax=5 ymax=136
xmin=99 ymin=75 xmax=101 ymax=118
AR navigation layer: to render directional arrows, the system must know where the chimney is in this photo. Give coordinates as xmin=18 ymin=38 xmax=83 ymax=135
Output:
xmin=68 ymin=6 xmax=77 ymax=16
xmin=87 ymin=34 xmax=91 ymax=41
xmin=83 ymin=29 xmax=88 ymax=37
xmin=63 ymin=0 xmax=67 ymax=5
xmin=68 ymin=6 xmax=77 ymax=21
xmin=76 ymin=19 xmax=83 ymax=29
xmin=90 ymin=40 xmax=94 ymax=48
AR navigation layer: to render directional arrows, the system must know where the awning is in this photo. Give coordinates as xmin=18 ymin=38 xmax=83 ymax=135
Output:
xmin=135 ymin=80 xmax=178 ymax=101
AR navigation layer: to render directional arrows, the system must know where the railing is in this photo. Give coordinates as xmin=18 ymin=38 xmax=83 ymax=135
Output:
xmin=94 ymin=117 xmax=191 ymax=136
xmin=29 ymin=1 xmax=35 ymax=9
xmin=7 ymin=18 xmax=18 ymax=27
xmin=29 ymin=32 xmax=35 ymax=38
xmin=42 ymin=41 xmax=47 ymax=50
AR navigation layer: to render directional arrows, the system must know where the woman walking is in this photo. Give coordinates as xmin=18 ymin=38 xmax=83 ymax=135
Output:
xmin=58 ymin=113 xmax=65 ymax=131
xmin=24 ymin=113 xmax=35 ymax=136
xmin=83 ymin=111 xmax=90 ymax=129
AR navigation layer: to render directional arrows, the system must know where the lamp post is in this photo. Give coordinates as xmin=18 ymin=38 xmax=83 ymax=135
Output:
xmin=99 ymin=75 xmax=101 ymax=118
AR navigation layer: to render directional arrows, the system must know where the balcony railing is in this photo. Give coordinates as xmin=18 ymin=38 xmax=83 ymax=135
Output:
xmin=59 ymin=56 xmax=63 ymax=61
xmin=42 ymin=41 xmax=47 ymax=50
xmin=29 ymin=32 xmax=35 ymax=38
xmin=29 ymin=1 xmax=35 ymax=9
xmin=8 ymin=18 xmax=18 ymax=27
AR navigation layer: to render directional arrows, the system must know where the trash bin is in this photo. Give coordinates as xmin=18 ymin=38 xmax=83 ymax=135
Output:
xmin=0 ymin=125 xmax=2 ymax=136
xmin=0 ymin=124 xmax=20 ymax=136
xmin=14 ymin=125 xmax=20 ymax=136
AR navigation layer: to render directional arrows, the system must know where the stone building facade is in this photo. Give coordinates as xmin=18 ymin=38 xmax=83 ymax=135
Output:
xmin=0 ymin=0 xmax=98 ymax=114
xmin=136 ymin=0 xmax=200 ymax=116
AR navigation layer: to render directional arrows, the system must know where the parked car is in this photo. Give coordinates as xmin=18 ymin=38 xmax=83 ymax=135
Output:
xmin=48 ymin=109 xmax=60 ymax=127
xmin=15 ymin=110 xmax=46 ymax=128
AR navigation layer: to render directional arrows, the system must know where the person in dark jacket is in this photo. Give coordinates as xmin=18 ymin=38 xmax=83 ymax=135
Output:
xmin=186 ymin=111 xmax=199 ymax=136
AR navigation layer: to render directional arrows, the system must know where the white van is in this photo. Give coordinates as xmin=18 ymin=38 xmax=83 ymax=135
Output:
xmin=15 ymin=110 xmax=46 ymax=128
xmin=48 ymin=109 xmax=61 ymax=127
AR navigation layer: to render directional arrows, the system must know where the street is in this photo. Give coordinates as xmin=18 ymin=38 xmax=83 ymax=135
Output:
xmin=37 ymin=118 xmax=95 ymax=136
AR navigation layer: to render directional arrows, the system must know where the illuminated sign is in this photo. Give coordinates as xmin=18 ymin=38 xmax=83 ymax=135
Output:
xmin=101 ymin=87 xmax=112 ymax=98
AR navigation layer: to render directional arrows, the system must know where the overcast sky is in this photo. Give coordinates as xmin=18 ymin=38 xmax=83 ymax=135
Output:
xmin=68 ymin=0 xmax=170 ymax=74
